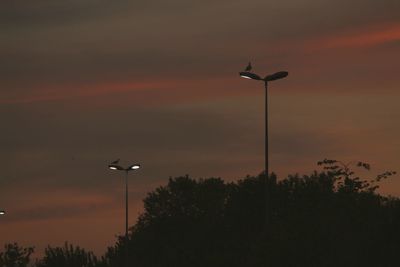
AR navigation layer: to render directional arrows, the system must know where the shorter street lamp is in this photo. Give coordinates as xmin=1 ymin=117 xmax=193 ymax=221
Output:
xmin=108 ymin=162 xmax=140 ymax=267
xmin=108 ymin=163 xmax=140 ymax=237
xmin=0 ymin=211 xmax=5 ymax=215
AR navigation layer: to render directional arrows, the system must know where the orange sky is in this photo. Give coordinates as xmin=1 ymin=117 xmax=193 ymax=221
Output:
xmin=1 ymin=0 xmax=400 ymax=257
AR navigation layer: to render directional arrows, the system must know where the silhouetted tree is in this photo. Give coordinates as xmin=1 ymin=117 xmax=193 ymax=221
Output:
xmin=103 ymin=175 xmax=231 ymax=267
xmin=4 ymin=160 xmax=399 ymax=267
xmin=36 ymin=242 xmax=98 ymax=267
xmin=0 ymin=243 xmax=34 ymax=267
xmin=317 ymin=158 xmax=396 ymax=192
xmin=100 ymin=160 xmax=399 ymax=267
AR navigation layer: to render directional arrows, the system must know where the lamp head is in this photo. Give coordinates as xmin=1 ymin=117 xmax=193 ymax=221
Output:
xmin=239 ymin=71 xmax=262 ymax=80
xmin=264 ymin=71 xmax=288 ymax=82
xmin=108 ymin=164 xmax=124 ymax=171
xmin=0 ymin=211 xmax=5 ymax=215
xmin=128 ymin=164 xmax=140 ymax=170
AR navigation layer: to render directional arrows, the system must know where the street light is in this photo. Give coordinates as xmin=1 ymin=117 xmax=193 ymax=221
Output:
xmin=239 ymin=69 xmax=288 ymax=177
xmin=0 ymin=210 xmax=5 ymax=215
xmin=108 ymin=162 xmax=140 ymax=267
xmin=239 ymin=66 xmax=288 ymax=226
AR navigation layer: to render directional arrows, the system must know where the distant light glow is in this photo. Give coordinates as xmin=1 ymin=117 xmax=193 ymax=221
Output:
xmin=109 ymin=164 xmax=124 ymax=170
xmin=130 ymin=165 xmax=140 ymax=170
xmin=0 ymin=211 xmax=5 ymax=215
xmin=239 ymin=71 xmax=262 ymax=80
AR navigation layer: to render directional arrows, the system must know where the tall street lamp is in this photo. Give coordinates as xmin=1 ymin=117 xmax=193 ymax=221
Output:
xmin=239 ymin=68 xmax=288 ymax=177
xmin=108 ymin=161 xmax=140 ymax=267
xmin=239 ymin=65 xmax=288 ymax=225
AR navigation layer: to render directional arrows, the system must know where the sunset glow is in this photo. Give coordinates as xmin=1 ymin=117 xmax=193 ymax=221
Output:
xmin=1 ymin=0 xmax=400 ymax=258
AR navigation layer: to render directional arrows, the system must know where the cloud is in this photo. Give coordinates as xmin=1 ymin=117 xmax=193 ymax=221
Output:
xmin=0 ymin=190 xmax=114 ymax=223
xmin=0 ymin=80 xmax=173 ymax=104
xmin=1 ymin=0 xmax=400 ymax=257
xmin=305 ymin=23 xmax=400 ymax=50
xmin=2 ymin=0 xmax=400 ymax=91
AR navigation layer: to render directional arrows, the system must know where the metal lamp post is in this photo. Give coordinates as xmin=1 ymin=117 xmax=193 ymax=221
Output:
xmin=108 ymin=162 xmax=140 ymax=267
xmin=239 ymin=67 xmax=288 ymax=225
xmin=239 ymin=69 xmax=288 ymax=177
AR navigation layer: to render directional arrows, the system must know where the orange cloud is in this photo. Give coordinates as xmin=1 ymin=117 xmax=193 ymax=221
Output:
xmin=0 ymin=80 xmax=168 ymax=104
xmin=0 ymin=76 xmax=249 ymax=106
xmin=306 ymin=23 xmax=400 ymax=50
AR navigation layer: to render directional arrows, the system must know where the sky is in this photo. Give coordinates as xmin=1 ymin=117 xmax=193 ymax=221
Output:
xmin=1 ymin=0 xmax=400 ymax=257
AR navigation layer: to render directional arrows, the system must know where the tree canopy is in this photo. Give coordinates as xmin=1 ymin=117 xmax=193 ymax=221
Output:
xmin=0 ymin=243 xmax=34 ymax=267
xmin=1 ymin=160 xmax=399 ymax=266
xmin=101 ymin=160 xmax=399 ymax=267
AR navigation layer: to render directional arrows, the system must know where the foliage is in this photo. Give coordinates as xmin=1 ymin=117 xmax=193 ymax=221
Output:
xmin=0 ymin=243 xmax=34 ymax=267
xmin=100 ymin=160 xmax=399 ymax=266
xmin=317 ymin=158 xmax=396 ymax=192
xmin=2 ymin=160 xmax=398 ymax=267
xmin=36 ymin=243 xmax=98 ymax=267
xmin=103 ymin=175 xmax=232 ymax=267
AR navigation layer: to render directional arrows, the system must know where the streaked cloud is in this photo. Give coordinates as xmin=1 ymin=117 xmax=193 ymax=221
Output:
xmin=305 ymin=23 xmax=400 ymax=50
xmin=1 ymin=0 xmax=400 ymax=257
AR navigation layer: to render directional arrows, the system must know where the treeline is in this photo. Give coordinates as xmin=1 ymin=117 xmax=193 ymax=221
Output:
xmin=1 ymin=159 xmax=399 ymax=267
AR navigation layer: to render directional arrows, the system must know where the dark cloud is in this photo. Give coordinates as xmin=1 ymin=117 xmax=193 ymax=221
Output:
xmin=0 ymin=97 xmax=259 ymax=191
xmin=1 ymin=201 xmax=112 ymax=224
xmin=1 ymin=0 xmax=400 ymax=90
xmin=1 ymin=0 xmax=400 ymax=256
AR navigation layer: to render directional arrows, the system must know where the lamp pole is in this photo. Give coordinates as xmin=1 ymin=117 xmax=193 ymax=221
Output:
xmin=125 ymin=170 xmax=129 ymax=240
xmin=239 ymin=68 xmax=288 ymax=224
xmin=265 ymin=81 xmax=269 ymax=177
xmin=109 ymin=162 xmax=140 ymax=267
